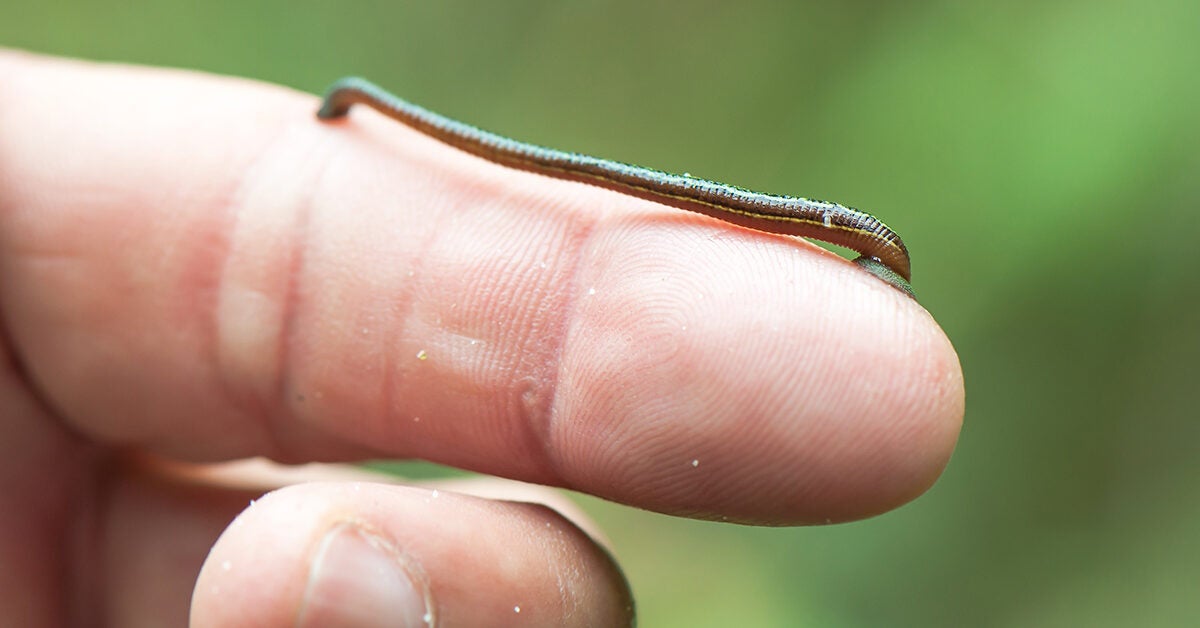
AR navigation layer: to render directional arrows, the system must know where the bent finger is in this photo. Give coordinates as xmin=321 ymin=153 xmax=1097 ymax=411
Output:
xmin=189 ymin=481 xmax=633 ymax=627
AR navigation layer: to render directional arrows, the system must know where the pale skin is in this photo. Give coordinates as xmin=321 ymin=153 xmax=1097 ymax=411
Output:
xmin=0 ymin=51 xmax=964 ymax=626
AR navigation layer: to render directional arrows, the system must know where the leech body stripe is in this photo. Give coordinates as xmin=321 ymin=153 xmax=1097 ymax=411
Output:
xmin=316 ymin=77 xmax=913 ymax=296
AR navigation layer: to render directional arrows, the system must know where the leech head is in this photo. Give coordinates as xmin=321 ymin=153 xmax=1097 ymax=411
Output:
xmin=853 ymin=256 xmax=916 ymax=299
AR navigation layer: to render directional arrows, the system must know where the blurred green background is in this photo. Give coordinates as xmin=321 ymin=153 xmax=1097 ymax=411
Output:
xmin=6 ymin=0 xmax=1199 ymax=625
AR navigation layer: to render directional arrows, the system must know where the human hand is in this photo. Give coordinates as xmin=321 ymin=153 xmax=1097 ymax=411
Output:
xmin=0 ymin=51 xmax=963 ymax=625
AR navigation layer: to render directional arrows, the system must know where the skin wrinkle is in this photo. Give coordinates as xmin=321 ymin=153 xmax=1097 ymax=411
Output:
xmin=279 ymin=139 xmax=410 ymax=462
xmin=294 ymin=114 xmax=552 ymax=466
xmin=279 ymin=95 xmax=720 ymax=484
xmin=309 ymin=117 xmax=445 ymax=455
xmin=322 ymin=103 xmax=613 ymax=481
xmin=225 ymin=111 xmax=448 ymax=464
xmin=512 ymin=195 xmax=603 ymax=489
xmin=424 ymin=189 xmax=574 ymax=483
xmin=375 ymin=144 xmax=461 ymax=459
xmin=205 ymin=162 xmax=259 ymax=427
xmin=420 ymin=177 xmax=509 ymax=448
xmin=216 ymin=122 xmax=318 ymax=461
xmin=311 ymin=121 xmax=425 ymax=460
xmin=164 ymin=175 xmax=243 ymax=458
xmin=389 ymin=175 xmax=463 ymax=447
xmin=367 ymin=147 xmax=444 ymax=463
xmin=309 ymin=128 xmax=382 ymax=458
xmin=216 ymin=110 xmax=393 ymax=463
xmin=272 ymin=165 xmax=313 ymax=461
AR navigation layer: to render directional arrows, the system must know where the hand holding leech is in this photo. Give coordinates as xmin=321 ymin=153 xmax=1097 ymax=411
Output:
xmin=0 ymin=52 xmax=963 ymax=625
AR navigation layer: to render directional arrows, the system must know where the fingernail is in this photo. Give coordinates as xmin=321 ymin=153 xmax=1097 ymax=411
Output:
xmin=299 ymin=522 xmax=432 ymax=627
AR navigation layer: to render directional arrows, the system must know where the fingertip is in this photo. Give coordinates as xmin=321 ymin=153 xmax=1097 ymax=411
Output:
xmin=551 ymin=223 xmax=964 ymax=524
xmin=847 ymin=299 xmax=965 ymax=518
xmin=191 ymin=483 xmax=634 ymax=627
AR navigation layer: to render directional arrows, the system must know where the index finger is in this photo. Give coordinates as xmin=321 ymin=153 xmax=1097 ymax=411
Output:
xmin=0 ymin=51 xmax=963 ymax=525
